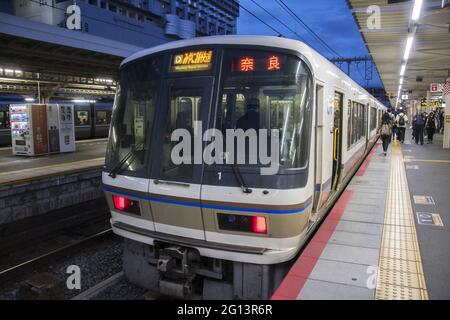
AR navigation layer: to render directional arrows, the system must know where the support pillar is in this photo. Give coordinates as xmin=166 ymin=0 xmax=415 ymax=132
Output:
xmin=443 ymin=88 xmax=450 ymax=149
xmin=426 ymin=90 xmax=431 ymax=113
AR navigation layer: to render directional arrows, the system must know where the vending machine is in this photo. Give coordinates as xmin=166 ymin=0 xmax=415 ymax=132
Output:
xmin=10 ymin=104 xmax=75 ymax=156
xmin=47 ymin=104 xmax=75 ymax=153
xmin=10 ymin=104 xmax=48 ymax=156
xmin=47 ymin=104 xmax=60 ymax=153
xmin=58 ymin=104 xmax=75 ymax=153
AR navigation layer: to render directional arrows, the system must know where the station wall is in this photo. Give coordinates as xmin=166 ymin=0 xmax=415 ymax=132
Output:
xmin=0 ymin=169 xmax=103 ymax=225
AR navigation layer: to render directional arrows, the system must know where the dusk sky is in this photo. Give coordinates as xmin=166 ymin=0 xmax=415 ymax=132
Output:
xmin=236 ymin=0 xmax=383 ymax=88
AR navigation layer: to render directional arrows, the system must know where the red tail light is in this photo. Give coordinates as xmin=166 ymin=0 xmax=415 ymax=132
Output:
xmin=252 ymin=216 xmax=267 ymax=234
xmin=113 ymin=195 xmax=131 ymax=211
xmin=217 ymin=213 xmax=267 ymax=234
xmin=112 ymin=195 xmax=140 ymax=215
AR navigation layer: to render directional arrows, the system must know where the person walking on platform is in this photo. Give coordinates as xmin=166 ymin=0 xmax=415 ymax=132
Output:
xmin=412 ymin=112 xmax=425 ymax=145
xmin=380 ymin=111 xmax=393 ymax=156
xmin=395 ymin=110 xmax=408 ymax=143
xmin=425 ymin=111 xmax=436 ymax=144
xmin=439 ymin=110 xmax=445 ymax=134
xmin=435 ymin=109 xmax=441 ymax=133
xmin=390 ymin=110 xmax=398 ymax=141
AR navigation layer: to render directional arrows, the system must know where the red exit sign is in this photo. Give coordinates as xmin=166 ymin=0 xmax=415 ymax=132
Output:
xmin=430 ymin=83 xmax=444 ymax=92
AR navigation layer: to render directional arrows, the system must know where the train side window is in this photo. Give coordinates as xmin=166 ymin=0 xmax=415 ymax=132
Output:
xmin=96 ymin=111 xmax=112 ymax=124
xmin=0 ymin=106 xmax=10 ymax=129
xmin=370 ymin=107 xmax=377 ymax=131
xmin=75 ymin=111 xmax=90 ymax=125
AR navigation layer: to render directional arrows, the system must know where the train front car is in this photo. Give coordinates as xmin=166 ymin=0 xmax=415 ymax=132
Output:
xmin=102 ymin=37 xmax=315 ymax=299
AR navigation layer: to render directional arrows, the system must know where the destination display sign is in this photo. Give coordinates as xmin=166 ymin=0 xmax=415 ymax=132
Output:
xmin=170 ymin=50 xmax=213 ymax=72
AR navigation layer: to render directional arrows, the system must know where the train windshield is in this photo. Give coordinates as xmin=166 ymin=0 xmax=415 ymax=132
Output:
xmin=217 ymin=49 xmax=312 ymax=169
xmin=105 ymin=55 xmax=163 ymax=175
xmin=105 ymin=47 xmax=313 ymax=178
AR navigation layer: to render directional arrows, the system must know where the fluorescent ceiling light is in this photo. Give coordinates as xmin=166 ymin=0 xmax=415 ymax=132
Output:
xmin=25 ymin=97 xmax=35 ymax=102
xmin=400 ymin=64 xmax=406 ymax=76
xmin=72 ymin=99 xmax=96 ymax=103
xmin=400 ymin=78 xmax=404 ymax=85
xmin=404 ymin=36 xmax=414 ymax=60
xmin=412 ymin=0 xmax=423 ymax=21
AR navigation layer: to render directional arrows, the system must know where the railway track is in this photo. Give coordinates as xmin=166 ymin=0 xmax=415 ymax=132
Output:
xmin=0 ymin=228 xmax=114 ymax=285
xmin=0 ymin=199 xmax=115 ymax=286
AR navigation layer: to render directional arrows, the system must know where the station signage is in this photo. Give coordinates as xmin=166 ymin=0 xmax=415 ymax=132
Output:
xmin=237 ymin=55 xmax=282 ymax=73
xmin=421 ymin=98 xmax=427 ymax=107
xmin=170 ymin=50 xmax=213 ymax=72
xmin=420 ymin=98 xmax=444 ymax=107
xmin=431 ymin=99 xmax=444 ymax=107
xmin=430 ymin=83 xmax=444 ymax=93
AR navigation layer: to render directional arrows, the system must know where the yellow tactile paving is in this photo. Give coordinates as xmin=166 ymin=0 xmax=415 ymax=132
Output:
xmin=375 ymin=141 xmax=428 ymax=300
xmin=409 ymin=159 xmax=450 ymax=163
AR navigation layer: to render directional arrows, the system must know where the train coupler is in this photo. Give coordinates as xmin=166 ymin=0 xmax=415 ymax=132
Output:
xmin=156 ymin=245 xmax=199 ymax=298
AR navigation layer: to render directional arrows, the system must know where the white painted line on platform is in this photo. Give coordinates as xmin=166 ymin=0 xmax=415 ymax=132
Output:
xmin=416 ymin=212 xmax=444 ymax=227
xmin=413 ymin=195 xmax=435 ymax=205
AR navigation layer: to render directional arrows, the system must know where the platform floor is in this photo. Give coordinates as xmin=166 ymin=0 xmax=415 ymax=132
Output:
xmin=272 ymin=130 xmax=450 ymax=300
xmin=0 ymin=139 xmax=106 ymax=186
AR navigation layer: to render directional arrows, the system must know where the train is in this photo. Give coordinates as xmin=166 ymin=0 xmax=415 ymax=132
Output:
xmin=102 ymin=36 xmax=387 ymax=299
xmin=0 ymin=101 xmax=112 ymax=146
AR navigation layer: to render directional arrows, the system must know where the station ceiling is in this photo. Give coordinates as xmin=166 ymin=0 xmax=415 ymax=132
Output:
xmin=347 ymin=0 xmax=450 ymax=106
xmin=0 ymin=33 xmax=122 ymax=99
xmin=0 ymin=13 xmax=142 ymax=99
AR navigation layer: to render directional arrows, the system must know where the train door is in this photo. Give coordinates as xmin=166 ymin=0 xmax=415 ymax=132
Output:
xmin=331 ymin=92 xmax=343 ymax=191
xmin=312 ymin=84 xmax=324 ymax=213
xmin=149 ymin=77 xmax=213 ymax=240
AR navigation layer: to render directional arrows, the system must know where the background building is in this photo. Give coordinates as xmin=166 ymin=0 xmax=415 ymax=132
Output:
xmin=0 ymin=0 xmax=240 ymax=48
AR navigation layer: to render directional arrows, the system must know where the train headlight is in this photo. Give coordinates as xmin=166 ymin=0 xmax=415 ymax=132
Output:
xmin=217 ymin=213 xmax=267 ymax=234
xmin=113 ymin=195 xmax=140 ymax=215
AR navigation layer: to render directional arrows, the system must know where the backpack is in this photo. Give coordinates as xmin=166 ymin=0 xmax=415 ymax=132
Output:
xmin=398 ymin=115 xmax=405 ymax=126
xmin=415 ymin=116 xmax=424 ymax=126
xmin=381 ymin=123 xmax=391 ymax=136
xmin=426 ymin=117 xmax=435 ymax=129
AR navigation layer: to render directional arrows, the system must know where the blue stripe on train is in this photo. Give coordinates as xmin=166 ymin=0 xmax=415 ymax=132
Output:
xmin=103 ymin=187 xmax=312 ymax=215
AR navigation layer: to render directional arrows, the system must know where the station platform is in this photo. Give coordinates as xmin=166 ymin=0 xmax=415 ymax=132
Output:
xmin=272 ymin=130 xmax=450 ymax=300
xmin=0 ymin=139 xmax=106 ymax=186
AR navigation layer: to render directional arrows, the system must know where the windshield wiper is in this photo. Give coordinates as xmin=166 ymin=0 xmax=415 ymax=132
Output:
xmin=109 ymin=121 xmax=150 ymax=179
xmin=232 ymin=164 xmax=252 ymax=194
xmin=108 ymin=142 xmax=143 ymax=178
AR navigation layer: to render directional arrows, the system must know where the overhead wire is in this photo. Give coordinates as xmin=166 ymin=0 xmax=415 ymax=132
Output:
xmin=238 ymin=2 xmax=285 ymax=36
xmin=247 ymin=0 xmax=305 ymax=42
xmin=275 ymin=0 xmax=342 ymax=58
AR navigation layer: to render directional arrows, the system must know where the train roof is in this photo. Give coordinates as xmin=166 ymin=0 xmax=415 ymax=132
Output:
xmin=122 ymin=35 xmax=387 ymax=110
xmin=121 ymin=35 xmax=311 ymax=67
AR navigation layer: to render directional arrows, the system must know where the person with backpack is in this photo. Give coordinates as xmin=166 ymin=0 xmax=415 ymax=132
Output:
xmin=425 ymin=111 xmax=436 ymax=144
xmin=395 ymin=110 xmax=408 ymax=143
xmin=391 ymin=110 xmax=398 ymax=141
xmin=380 ymin=111 xmax=393 ymax=156
xmin=412 ymin=112 xmax=425 ymax=145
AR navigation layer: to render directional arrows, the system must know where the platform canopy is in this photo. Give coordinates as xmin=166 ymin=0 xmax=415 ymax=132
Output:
xmin=347 ymin=0 xmax=450 ymax=107
xmin=0 ymin=13 xmax=144 ymax=99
